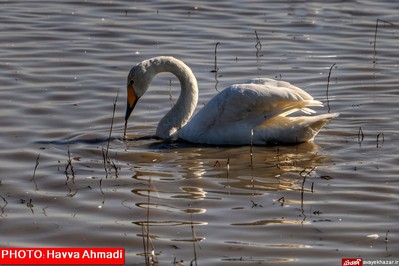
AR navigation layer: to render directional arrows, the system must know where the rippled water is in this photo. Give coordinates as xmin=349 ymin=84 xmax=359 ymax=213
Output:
xmin=1 ymin=0 xmax=398 ymax=265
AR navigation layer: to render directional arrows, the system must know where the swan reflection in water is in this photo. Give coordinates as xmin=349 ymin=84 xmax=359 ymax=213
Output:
xmin=128 ymin=139 xmax=328 ymax=207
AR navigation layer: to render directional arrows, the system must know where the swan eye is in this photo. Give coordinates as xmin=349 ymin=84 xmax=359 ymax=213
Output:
xmin=129 ymin=80 xmax=134 ymax=86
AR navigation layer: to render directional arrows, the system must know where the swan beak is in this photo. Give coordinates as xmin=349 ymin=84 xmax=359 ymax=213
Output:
xmin=124 ymin=84 xmax=139 ymax=137
xmin=125 ymin=83 xmax=138 ymax=121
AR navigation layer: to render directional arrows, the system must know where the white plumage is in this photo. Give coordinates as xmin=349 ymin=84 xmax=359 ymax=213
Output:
xmin=124 ymin=56 xmax=338 ymax=145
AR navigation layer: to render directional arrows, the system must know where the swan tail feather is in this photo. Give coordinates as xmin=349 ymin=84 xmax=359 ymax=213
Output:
xmin=275 ymin=100 xmax=323 ymax=117
xmin=255 ymin=113 xmax=339 ymax=144
xmin=298 ymin=113 xmax=340 ymax=142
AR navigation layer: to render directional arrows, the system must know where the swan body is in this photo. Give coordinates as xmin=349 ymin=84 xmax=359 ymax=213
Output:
xmin=124 ymin=56 xmax=338 ymax=145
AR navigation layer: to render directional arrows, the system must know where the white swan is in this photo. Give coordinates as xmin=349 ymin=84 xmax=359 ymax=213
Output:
xmin=124 ymin=56 xmax=338 ymax=145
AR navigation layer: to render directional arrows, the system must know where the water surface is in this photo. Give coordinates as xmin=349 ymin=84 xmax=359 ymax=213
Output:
xmin=0 ymin=0 xmax=398 ymax=265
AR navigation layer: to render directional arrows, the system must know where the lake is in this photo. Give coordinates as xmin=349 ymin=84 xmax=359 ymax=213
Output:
xmin=0 ymin=0 xmax=398 ymax=265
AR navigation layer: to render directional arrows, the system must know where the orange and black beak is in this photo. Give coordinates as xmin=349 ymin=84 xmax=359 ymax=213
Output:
xmin=124 ymin=83 xmax=139 ymax=136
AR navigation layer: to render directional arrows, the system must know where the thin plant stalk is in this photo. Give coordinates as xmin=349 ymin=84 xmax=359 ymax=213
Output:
xmin=373 ymin=19 xmax=395 ymax=56
xmin=105 ymin=91 xmax=119 ymax=163
xmin=31 ymin=154 xmax=40 ymax=190
xmin=326 ymin=63 xmax=336 ymax=113
xmin=254 ymin=30 xmax=262 ymax=58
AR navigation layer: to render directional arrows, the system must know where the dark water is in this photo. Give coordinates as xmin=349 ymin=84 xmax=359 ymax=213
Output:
xmin=0 ymin=1 xmax=398 ymax=265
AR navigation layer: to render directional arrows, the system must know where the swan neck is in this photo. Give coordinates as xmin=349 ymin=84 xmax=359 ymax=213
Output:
xmin=147 ymin=57 xmax=198 ymax=139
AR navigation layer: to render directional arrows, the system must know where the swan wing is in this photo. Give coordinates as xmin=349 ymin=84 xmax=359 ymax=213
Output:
xmin=178 ymin=78 xmax=329 ymax=144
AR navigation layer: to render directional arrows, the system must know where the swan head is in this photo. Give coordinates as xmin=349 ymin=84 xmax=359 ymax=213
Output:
xmin=124 ymin=61 xmax=155 ymax=123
